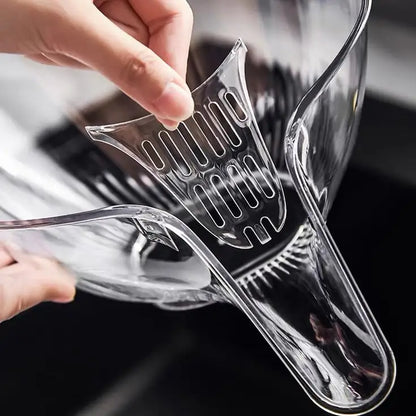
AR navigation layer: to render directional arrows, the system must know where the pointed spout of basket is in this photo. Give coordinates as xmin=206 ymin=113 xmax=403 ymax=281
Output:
xmin=229 ymin=223 xmax=396 ymax=415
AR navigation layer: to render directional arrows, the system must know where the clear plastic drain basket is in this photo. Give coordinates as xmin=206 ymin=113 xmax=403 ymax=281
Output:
xmin=0 ymin=0 xmax=395 ymax=414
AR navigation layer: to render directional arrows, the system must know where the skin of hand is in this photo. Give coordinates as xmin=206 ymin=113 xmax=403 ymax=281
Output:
xmin=0 ymin=0 xmax=194 ymax=129
xmin=0 ymin=0 xmax=194 ymax=320
xmin=0 ymin=244 xmax=76 ymax=322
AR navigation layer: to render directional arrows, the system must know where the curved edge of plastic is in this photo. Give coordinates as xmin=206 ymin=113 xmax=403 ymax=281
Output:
xmin=0 ymin=198 xmax=395 ymax=414
xmin=284 ymin=120 xmax=396 ymax=415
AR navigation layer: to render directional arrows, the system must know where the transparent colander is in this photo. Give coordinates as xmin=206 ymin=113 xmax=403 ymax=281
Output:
xmin=0 ymin=0 xmax=395 ymax=414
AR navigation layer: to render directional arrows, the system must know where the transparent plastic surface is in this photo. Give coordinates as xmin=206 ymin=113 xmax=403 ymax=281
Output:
xmin=86 ymin=40 xmax=286 ymax=249
xmin=0 ymin=0 xmax=395 ymax=414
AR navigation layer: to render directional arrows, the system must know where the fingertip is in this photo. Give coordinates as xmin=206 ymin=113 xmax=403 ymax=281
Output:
xmin=51 ymin=291 xmax=76 ymax=304
xmin=153 ymin=81 xmax=194 ymax=122
xmin=157 ymin=117 xmax=179 ymax=131
xmin=44 ymin=267 xmax=77 ymax=303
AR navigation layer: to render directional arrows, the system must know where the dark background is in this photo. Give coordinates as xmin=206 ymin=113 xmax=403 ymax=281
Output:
xmin=373 ymin=0 xmax=416 ymax=30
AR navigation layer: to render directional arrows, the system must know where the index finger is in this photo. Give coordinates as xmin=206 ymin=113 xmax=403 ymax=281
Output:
xmin=128 ymin=0 xmax=193 ymax=80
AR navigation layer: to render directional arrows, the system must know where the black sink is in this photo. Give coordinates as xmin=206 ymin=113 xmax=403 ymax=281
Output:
xmin=0 ymin=96 xmax=413 ymax=415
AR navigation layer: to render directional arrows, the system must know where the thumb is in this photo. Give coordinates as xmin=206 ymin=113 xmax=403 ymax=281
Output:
xmin=60 ymin=6 xmax=194 ymax=123
xmin=0 ymin=256 xmax=76 ymax=322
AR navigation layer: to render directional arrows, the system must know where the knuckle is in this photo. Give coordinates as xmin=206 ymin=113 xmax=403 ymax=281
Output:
xmin=120 ymin=53 xmax=156 ymax=86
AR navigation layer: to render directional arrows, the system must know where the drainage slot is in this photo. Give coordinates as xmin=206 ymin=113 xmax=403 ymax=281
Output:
xmin=224 ymin=91 xmax=248 ymax=122
xmin=194 ymin=184 xmax=225 ymax=228
xmin=208 ymin=101 xmax=243 ymax=148
xmin=142 ymin=140 xmax=165 ymax=170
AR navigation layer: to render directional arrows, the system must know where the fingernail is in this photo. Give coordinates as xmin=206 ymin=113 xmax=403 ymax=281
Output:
xmin=153 ymin=82 xmax=194 ymax=121
xmin=157 ymin=117 xmax=179 ymax=131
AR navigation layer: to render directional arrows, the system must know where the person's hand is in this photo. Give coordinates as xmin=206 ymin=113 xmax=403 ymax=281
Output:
xmin=0 ymin=0 xmax=194 ymax=129
xmin=0 ymin=244 xmax=76 ymax=322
